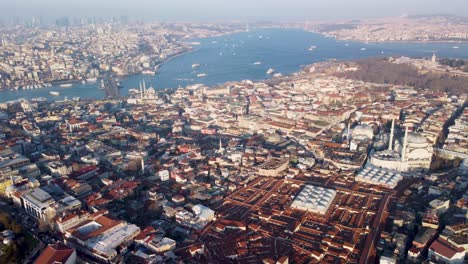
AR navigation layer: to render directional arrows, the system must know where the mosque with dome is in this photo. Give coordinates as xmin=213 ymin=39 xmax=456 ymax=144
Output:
xmin=127 ymin=79 xmax=163 ymax=105
xmin=368 ymin=119 xmax=434 ymax=172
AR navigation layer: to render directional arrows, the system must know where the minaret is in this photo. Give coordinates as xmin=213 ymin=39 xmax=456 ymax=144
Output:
xmin=139 ymin=81 xmax=143 ymax=100
xmin=401 ymin=125 xmax=409 ymax=161
xmin=218 ymin=136 xmax=224 ymax=153
xmin=347 ymin=121 xmax=351 ymax=141
xmin=141 ymin=158 xmax=145 ymax=174
xmin=388 ymin=118 xmax=395 ymax=151
xmin=431 ymin=51 xmax=437 ymax=63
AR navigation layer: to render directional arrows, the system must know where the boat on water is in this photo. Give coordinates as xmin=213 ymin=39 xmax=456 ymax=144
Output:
xmin=87 ymin=77 xmax=97 ymax=82
xmin=253 ymin=61 xmax=262 ymax=65
xmin=197 ymin=73 xmax=207 ymax=77
xmin=360 ymin=48 xmax=367 ymax=51
xmin=345 ymin=43 xmax=350 ymax=46
xmin=60 ymin=83 xmax=73 ymax=88
xmin=49 ymin=91 xmax=60 ymax=96
xmin=128 ymin=88 xmax=140 ymax=94
xmin=192 ymin=64 xmax=201 ymax=68
xmin=266 ymin=68 xmax=275 ymax=75
xmin=273 ymin=73 xmax=282 ymax=78
xmin=453 ymin=46 xmax=460 ymax=49
xmin=142 ymin=70 xmax=156 ymax=75
xmin=308 ymin=45 xmax=317 ymax=51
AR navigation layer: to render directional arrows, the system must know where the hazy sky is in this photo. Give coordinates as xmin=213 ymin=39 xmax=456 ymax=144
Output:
xmin=1 ymin=0 xmax=467 ymax=22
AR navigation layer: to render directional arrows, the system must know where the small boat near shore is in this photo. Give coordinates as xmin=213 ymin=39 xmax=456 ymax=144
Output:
xmin=49 ymin=91 xmax=60 ymax=96
xmin=128 ymin=88 xmax=139 ymax=94
xmin=266 ymin=68 xmax=275 ymax=75
xmin=60 ymin=83 xmax=73 ymax=88
xmin=142 ymin=70 xmax=156 ymax=75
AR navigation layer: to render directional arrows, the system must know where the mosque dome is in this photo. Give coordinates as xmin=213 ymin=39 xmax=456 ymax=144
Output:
xmin=267 ymin=132 xmax=282 ymax=143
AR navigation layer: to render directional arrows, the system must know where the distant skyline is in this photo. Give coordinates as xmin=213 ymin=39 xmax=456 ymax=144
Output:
xmin=1 ymin=0 xmax=467 ymax=22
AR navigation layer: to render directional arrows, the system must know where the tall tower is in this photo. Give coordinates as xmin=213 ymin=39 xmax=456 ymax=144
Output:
xmin=401 ymin=125 xmax=409 ymax=162
xmin=218 ymin=136 xmax=224 ymax=153
xmin=347 ymin=121 xmax=351 ymax=141
xmin=388 ymin=118 xmax=395 ymax=151
xmin=431 ymin=51 xmax=437 ymax=63
xmin=139 ymin=81 xmax=143 ymax=100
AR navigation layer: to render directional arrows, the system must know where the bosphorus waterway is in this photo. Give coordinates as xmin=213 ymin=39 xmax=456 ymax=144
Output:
xmin=1 ymin=28 xmax=468 ymax=103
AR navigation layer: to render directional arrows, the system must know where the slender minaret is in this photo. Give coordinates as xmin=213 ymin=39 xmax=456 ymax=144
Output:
xmin=141 ymin=158 xmax=145 ymax=174
xmin=347 ymin=121 xmax=351 ymax=141
xmin=388 ymin=118 xmax=395 ymax=151
xmin=139 ymin=81 xmax=143 ymax=100
xmin=401 ymin=125 xmax=409 ymax=161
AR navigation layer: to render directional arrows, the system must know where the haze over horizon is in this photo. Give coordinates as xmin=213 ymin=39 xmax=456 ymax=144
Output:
xmin=1 ymin=0 xmax=467 ymax=22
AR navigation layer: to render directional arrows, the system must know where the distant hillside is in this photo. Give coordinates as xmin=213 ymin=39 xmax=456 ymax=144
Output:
xmin=336 ymin=58 xmax=468 ymax=95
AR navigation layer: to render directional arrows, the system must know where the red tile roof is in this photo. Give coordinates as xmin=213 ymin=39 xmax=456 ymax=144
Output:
xmin=34 ymin=242 xmax=75 ymax=264
xmin=429 ymin=238 xmax=465 ymax=259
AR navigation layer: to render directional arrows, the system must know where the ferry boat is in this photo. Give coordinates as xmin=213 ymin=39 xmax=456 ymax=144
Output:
xmin=128 ymin=88 xmax=140 ymax=94
xmin=192 ymin=64 xmax=201 ymax=68
xmin=273 ymin=73 xmax=282 ymax=78
xmin=197 ymin=73 xmax=207 ymax=77
xmin=453 ymin=46 xmax=460 ymax=49
xmin=266 ymin=68 xmax=275 ymax=75
xmin=60 ymin=83 xmax=73 ymax=88
xmin=308 ymin=45 xmax=317 ymax=51
xmin=142 ymin=70 xmax=156 ymax=75
xmin=253 ymin=61 xmax=262 ymax=65
xmin=360 ymin=48 xmax=367 ymax=51
xmin=49 ymin=91 xmax=60 ymax=96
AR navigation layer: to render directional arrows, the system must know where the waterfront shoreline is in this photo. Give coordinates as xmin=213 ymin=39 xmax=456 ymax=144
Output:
xmin=1 ymin=28 xmax=468 ymax=103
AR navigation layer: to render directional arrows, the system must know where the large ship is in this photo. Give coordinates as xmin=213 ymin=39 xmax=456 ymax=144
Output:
xmin=49 ymin=91 xmax=60 ymax=96
xmin=142 ymin=70 xmax=156 ymax=75
xmin=128 ymin=88 xmax=140 ymax=95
